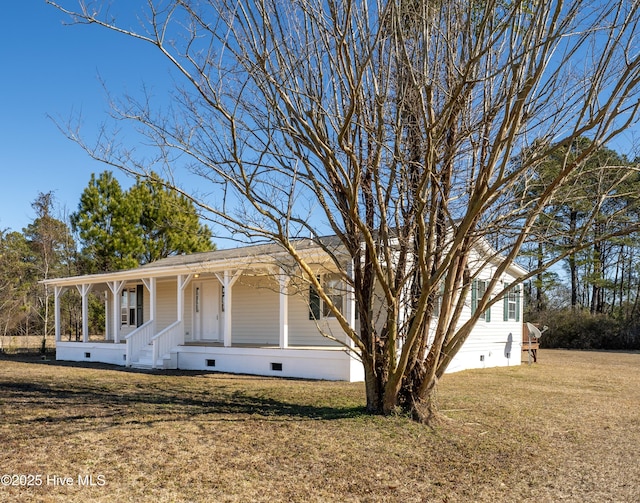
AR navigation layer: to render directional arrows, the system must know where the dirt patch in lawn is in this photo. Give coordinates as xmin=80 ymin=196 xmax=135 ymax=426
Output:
xmin=0 ymin=350 xmax=638 ymax=502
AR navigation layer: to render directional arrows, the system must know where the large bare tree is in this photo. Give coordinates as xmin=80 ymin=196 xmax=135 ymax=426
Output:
xmin=49 ymin=0 xmax=640 ymax=421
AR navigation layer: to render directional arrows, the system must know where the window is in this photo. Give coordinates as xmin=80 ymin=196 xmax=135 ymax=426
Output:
xmin=121 ymin=290 xmax=128 ymax=325
xmin=309 ymin=273 xmax=344 ymax=320
xmin=503 ymin=283 xmax=521 ymax=322
xmin=121 ymin=288 xmax=137 ymax=326
xmin=471 ymin=279 xmax=491 ymax=321
xmin=323 ymin=274 xmax=344 ymax=318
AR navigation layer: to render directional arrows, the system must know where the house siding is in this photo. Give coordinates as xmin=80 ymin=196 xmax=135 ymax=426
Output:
xmin=231 ymin=275 xmax=280 ymax=345
xmin=156 ymin=279 xmax=178 ymax=332
xmin=288 ymin=292 xmax=344 ymax=346
xmin=442 ymin=263 xmax=523 ymax=373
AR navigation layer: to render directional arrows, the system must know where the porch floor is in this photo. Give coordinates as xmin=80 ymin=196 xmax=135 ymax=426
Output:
xmin=58 ymin=339 xmax=125 ymax=344
xmin=56 ymin=340 xmax=345 ymax=350
xmin=181 ymin=341 xmax=345 ymax=350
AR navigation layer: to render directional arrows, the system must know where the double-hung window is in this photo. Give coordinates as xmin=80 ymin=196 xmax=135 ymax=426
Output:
xmin=503 ymin=283 xmax=521 ymax=322
xmin=309 ymin=273 xmax=344 ymax=320
xmin=121 ymin=288 xmax=137 ymax=326
xmin=471 ymin=279 xmax=491 ymax=321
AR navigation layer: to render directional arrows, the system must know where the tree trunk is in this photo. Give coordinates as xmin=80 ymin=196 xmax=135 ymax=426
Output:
xmin=569 ymin=210 xmax=578 ymax=309
xmin=536 ymin=241 xmax=544 ymax=312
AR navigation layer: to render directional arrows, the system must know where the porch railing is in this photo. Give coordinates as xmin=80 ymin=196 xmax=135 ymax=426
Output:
xmin=151 ymin=320 xmax=183 ymax=369
xmin=124 ymin=320 xmax=155 ymax=366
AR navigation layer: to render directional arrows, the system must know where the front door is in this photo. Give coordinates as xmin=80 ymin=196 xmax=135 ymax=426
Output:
xmin=193 ymin=280 xmax=220 ymax=341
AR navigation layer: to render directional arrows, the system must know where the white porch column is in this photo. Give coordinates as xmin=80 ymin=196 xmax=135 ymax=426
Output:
xmin=142 ymin=277 xmax=157 ymax=327
xmin=279 ymin=270 xmax=289 ymax=349
xmin=107 ymin=281 xmax=125 ymax=343
xmin=223 ymin=270 xmax=233 ymax=347
xmin=216 ymin=270 xmax=242 ymax=348
xmin=176 ymin=274 xmax=192 ymax=323
xmin=54 ymin=286 xmax=64 ymax=343
xmin=76 ymin=284 xmax=92 ymax=343
xmin=104 ymin=292 xmax=108 ymax=341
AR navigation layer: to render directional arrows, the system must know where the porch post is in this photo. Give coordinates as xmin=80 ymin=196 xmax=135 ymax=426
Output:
xmin=223 ymin=270 xmax=232 ymax=347
xmin=279 ymin=270 xmax=289 ymax=349
xmin=113 ymin=286 xmax=120 ymax=344
xmin=54 ymin=286 xmax=63 ymax=343
xmin=177 ymin=274 xmax=192 ymax=323
xmin=142 ymin=277 xmax=157 ymax=327
xmin=177 ymin=275 xmax=184 ymax=322
xmin=104 ymin=291 xmax=109 ymax=341
xmin=217 ymin=270 xmax=242 ymax=348
xmin=107 ymin=281 xmax=125 ymax=343
xmin=150 ymin=277 xmax=157 ymax=324
xmin=76 ymin=284 xmax=92 ymax=343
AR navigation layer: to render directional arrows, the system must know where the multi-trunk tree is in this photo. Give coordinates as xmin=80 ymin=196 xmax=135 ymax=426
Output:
xmin=23 ymin=192 xmax=76 ymax=344
xmin=0 ymin=193 xmax=75 ymax=342
xmin=50 ymin=0 xmax=640 ymax=421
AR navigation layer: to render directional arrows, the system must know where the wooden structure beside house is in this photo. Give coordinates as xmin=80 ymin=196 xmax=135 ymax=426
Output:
xmin=522 ymin=322 xmax=544 ymax=363
xmin=43 ymin=238 xmax=527 ymax=381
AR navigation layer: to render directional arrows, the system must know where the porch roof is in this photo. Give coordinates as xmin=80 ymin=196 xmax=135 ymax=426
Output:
xmin=41 ymin=232 xmax=528 ymax=288
xmin=41 ymin=238 xmax=342 ymax=288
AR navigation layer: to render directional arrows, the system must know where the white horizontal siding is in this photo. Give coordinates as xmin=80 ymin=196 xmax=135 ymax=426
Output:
xmin=288 ymin=291 xmax=345 ymax=347
xmin=156 ymin=279 xmax=178 ymax=332
xmin=231 ymin=276 xmax=279 ymax=344
xmin=438 ymin=266 xmax=523 ymax=373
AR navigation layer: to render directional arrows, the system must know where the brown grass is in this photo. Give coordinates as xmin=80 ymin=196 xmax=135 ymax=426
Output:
xmin=0 ymin=350 xmax=638 ymax=502
xmin=0 ymin=335 xmax=51 ymax=353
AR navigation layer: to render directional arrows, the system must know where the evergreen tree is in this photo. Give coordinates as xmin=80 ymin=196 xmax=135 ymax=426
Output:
xmin=0 ymin=230 xmax=32 ymax=336
xmin=71 ymin=171 xmax=143 ymax=272
xmin=129 ymin=173 xmax=213 ymax=263
xmin=71 ymin=171 xmax=214 ymax=272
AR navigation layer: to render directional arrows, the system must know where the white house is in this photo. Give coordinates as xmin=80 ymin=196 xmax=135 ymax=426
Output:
xmin=43 ymin=238 xmax=527 ymax=381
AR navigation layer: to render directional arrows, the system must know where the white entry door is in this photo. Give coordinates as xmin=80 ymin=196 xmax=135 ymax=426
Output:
xmin=193 ymin=280 xmax=220 ymax=341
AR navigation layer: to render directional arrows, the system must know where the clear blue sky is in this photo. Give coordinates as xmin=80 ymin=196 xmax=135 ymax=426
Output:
xmin=2 ymin=2 xmax=639 ymax=237
xmin=0 ymin=1 xmax=173 ymax=233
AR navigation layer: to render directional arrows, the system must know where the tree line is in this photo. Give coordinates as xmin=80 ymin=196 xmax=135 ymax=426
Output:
xmin=0 ymin=171 xmax=213 ymax=344
xmin=522 ymin=139 xmax=640 ymax=350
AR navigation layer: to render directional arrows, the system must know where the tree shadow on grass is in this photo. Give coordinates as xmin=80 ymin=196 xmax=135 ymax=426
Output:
xmin=0 ymin=358 xmax=367 ymax=430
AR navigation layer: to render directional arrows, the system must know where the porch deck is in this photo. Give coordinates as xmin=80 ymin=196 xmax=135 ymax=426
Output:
xmin=60 ymin=339 xmax=344 ymax=350
xmin=181 ymin=341 xmax=345 ymax=350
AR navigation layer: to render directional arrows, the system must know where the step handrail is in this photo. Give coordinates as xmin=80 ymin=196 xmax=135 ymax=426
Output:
xmin=151 ymin=320 xmax=183 ymax=369
xmin=124 ymin=320 xmax=155 ymax=366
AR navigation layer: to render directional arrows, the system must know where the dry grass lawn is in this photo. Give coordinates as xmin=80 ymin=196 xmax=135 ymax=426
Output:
xmin=0 ymin=349 xmax=638 ymax=502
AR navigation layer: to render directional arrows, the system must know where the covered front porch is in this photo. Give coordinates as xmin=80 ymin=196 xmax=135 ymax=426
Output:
xmin=45 ymin=246 xmax=363 ymax=382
